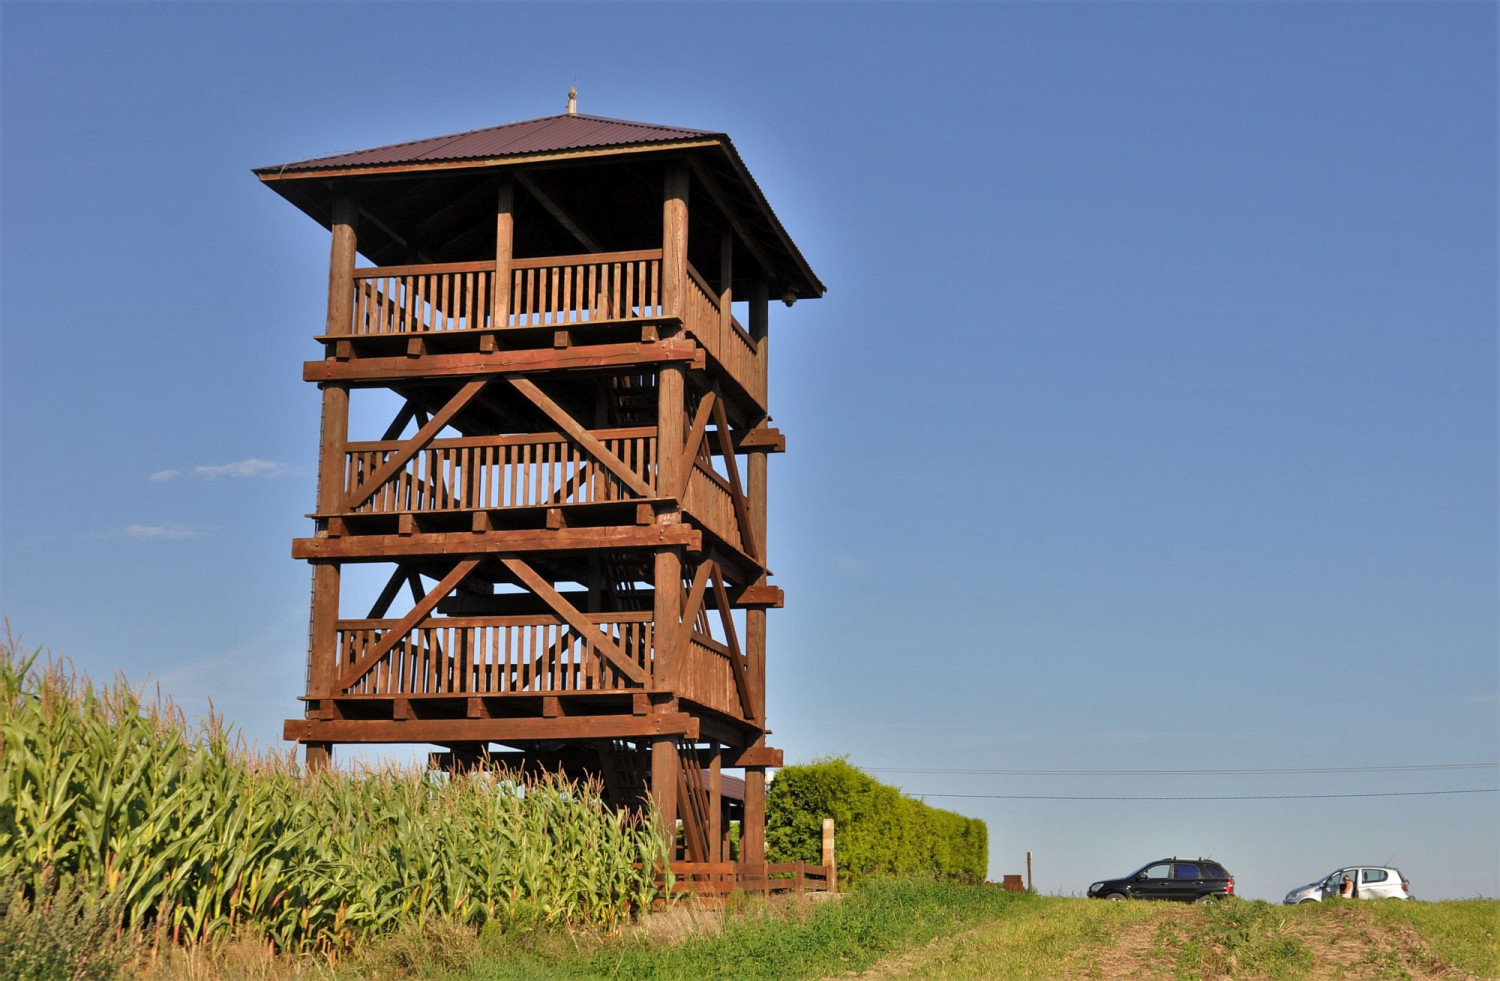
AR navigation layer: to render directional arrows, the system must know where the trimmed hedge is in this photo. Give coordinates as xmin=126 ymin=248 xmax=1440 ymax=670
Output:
xmin=765 ymin=758 xmax=987 ymax=885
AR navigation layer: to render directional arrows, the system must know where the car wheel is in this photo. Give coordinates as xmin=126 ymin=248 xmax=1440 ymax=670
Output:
xmin=1298 ymin=899 xmax=1318 ymax=904
xmin=1194 ymin=893 xmax=1217 ymax=904
xmin=1105 ymin=892 xmax=1127 ymax=901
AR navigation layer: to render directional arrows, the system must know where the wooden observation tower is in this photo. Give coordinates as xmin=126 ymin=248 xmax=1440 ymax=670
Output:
xmin=257 ymin=105 xmax=823 ymax=866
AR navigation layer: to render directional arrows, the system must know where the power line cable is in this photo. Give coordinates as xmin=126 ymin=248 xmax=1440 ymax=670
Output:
xmin=856 ymin=762 xmax=1497 ymax=777
xmin=906 ymin=788 xmax=1500 ymax=801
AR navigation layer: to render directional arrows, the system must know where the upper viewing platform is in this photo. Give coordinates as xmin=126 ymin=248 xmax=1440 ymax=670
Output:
xmin=255 ymin=112 xmax=825 ymax=412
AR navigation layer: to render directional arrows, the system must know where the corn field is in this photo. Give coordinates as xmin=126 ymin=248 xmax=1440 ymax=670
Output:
xmin=0 ymin=639 xmax=669 ymax=951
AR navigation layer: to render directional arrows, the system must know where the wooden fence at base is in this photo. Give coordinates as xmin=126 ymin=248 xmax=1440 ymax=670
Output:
xmin=659 ymin=861 xmax=834 ymax=899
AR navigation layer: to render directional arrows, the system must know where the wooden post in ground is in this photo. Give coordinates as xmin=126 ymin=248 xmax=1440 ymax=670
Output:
xmin=822 ymin=817 xmax=837 ymax=892
xmin=651 ymin=735 xmax=679 ymax=860
xmin=306 ymin=194 xmax=357 ymax=774
xmin=1027 ymin=851 xmax=1033 ymax=892
xmin=708 ymin=742 xmax=723 ymax=862
xmin=742 ymin=767 xmax=766 ymax=864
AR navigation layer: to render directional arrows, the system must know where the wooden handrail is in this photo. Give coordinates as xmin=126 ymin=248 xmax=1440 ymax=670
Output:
xmin=352 ymin=259 xmax=494 ymax=279
xmin=512 ymin=248 xmax=662 ymax=269
xmin=346 ymin=426 xmax=656 ymax=454
xmin=338 ymin=611 xmax=654 ymax=630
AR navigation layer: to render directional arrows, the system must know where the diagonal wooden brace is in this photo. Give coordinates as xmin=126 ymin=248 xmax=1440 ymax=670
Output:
xmin=501 ymin=556 xmax=650 ymax=686
xmin=343 ymin=379 xmax=489 ymax=512
xmin=711 ymin=397 xmax=760 ymax=562
xmin=674 ymin=390 xmax=718 ymax=501
xmin=507 ymin=377 xmax=655 ymax=499
xmin=339 ymin=558 xmax=480 ymax=690
xmin=710 ymin=562 xmax=758 ymax=723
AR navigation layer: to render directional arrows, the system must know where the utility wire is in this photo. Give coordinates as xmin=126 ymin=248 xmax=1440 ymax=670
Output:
xmin=907 ymin=788 xmax=1500 ymax=801
xmin=856 ymin=762 xmax=1497 ymax=777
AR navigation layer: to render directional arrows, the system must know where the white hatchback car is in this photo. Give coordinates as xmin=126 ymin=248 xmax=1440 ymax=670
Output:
xmin=1283 ymin=866 xmax=1411 ymax=904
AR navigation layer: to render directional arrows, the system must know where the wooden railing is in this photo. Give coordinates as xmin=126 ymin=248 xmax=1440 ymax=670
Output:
xmin=336 ymin=613 xmax=653 ymax=696
xmin=340 ymin=252 xmax=765 ymax=413
xmin=663 ymin=861 xmax=834 ymax=897
xmin=683 ymin=265 xmax=766 ymax=407
xmin=342 ymin=429 xmax=657 ymax=513
xmin=509 ymin=250 xmax=662 ymax=326
xmin=682 ymin=462 xmax=745 ymax=553
xmin=351 ymin=261 xmax=493 ymax=334
xmin=678 ymin=631 xmax=741 ymax=720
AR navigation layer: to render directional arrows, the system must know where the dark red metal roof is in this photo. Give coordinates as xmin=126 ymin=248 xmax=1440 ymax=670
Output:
xmin=259 ymin=113 xmax=718 ymax=174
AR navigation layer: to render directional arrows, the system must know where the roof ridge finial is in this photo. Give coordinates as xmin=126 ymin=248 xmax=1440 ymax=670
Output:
xmin=566 ymin=86 xmax=578 ymax=115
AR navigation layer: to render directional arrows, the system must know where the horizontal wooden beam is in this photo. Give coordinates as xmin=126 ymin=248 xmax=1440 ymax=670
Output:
xmin=293 ymin=524 xmax=700 ymax=561
xmin=729 ymin=745 xmax=783 ymax=768
xmin=732 ymin=427 xmax=785 ymax=453
xmin=732 ymin=584 xmax=783 ymax=608
xmin=304 ymin=339 xmax=703 ymax=383
xmin=284 ymin=712 xmax=700 ymax=744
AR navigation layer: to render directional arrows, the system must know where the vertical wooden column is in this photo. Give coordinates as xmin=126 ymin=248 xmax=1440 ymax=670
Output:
xmin=708 ymin=742 xmax=723 ymax=862
xmin=742 ymin=768 xmax=766 ymax=864
xmin=492 ymin=179 xmax=514 ymax=332
xmin=739 ymin=278 xmax=772 ymax=862
xmin=746 ymin=281 xmax=770 ymax=719
xmin=651 ymin=736 xmax=679 ymax=860
xmin=654 ymin=166 xmax=689 ymax=691
xmin=306 ymin=195 xmax=358 ymax=773
xmin=662 ymin=165 xmax=689 ymax=322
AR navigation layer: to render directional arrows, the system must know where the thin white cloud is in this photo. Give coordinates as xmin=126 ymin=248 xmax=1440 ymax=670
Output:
xmin=149 ymin=458 xmax=307 ymax=482
xmin=124 ymin=523 xmax=204 ymax=540
xmin=1459 ymin=693 xmax=1499 ymax=705
xmin=833 ymin=553 xmax=865 ymax=576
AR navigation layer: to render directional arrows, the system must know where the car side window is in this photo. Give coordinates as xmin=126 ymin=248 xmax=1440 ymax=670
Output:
xmin=1202 ymin=864 xmax=1226 ymax=878
xmin=1362 ymin=869 xmax=1387 ymax=883
xmin=1173 ymin=863 xmax=1202 ymax=879
xmin=1142 ymin=864 xmax=1171 ymax=879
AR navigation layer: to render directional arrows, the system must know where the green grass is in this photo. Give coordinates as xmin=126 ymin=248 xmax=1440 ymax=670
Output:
xmin=115 ymin=885 xmax=1499 ymax=980
xmin=442 ymin=877 xmax=1027 ymax=981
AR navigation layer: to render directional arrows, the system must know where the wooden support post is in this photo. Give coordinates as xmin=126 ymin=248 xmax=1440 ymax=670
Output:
xmin=1027 ymin=851 xmax=1033 ymax=893
xmin=822 ymin=817 xmax=838 ymax=893
xmin=305 ymin=742 xmax=332 ymax=773
xmin=742 ymin=766 xmax=766 ymax=865
xmin=305 ymin=196 xmax=357 ymax=771
xmin=651 ymin=735 xmax=679 ymax=860
xmin=708 ymin=742 xmax=723 ymax=863
xmin=662 ymin=166 xmax=689 ymax=320
xmin=494 ymin=179 xmax=514 ymax=328
xmin=654 ymin=360 xmax=685 ymax=687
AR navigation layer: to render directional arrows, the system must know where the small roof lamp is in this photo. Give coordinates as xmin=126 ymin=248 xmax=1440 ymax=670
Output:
xmin=781 ymin=288 xmax=798 ymax=307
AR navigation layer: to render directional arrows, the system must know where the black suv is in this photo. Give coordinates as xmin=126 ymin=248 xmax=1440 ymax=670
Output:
xmin=1087 ymin=858 xmax=1234 ymax=902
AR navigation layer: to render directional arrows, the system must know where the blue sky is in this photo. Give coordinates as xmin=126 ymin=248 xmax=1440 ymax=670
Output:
xmin=1 ymin=2 xmax=1494 ymax=901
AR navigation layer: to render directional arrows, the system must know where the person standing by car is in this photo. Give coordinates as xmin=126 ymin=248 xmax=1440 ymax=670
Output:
xmin=1339 ymin=874 xmax=1354 ymax=898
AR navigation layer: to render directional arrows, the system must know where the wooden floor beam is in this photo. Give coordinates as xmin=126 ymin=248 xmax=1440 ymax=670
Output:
xmin=285 ymin=712 xmax=698 ymax=744
xmin=294 ymin=524 xmax=700 ymax=561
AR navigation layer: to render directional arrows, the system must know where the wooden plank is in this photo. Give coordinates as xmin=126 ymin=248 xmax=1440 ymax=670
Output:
xmin=506 ymin=377 xmax=654 ymax=498
xmin=304 ymin=339 xmax=703 ymax=383
xmin=500 ymin=557 xmax=649 ymax=685
xmin=284 ymin=712 xmax=699 ymax=744
xmin=675 ymin=391 xmax=717 ymax=500
xmin=352 ymin=259 xmax=495 ymax=279
xmin=293 ymin=523 xmax=700 ymax=561
xmin=338 ymin=558 xmax=480 ymax=689
xmin=343 ymin=379 xmax=488 ymax=511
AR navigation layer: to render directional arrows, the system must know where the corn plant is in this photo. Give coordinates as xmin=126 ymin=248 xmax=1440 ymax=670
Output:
xmin=0 ymin=637 xmax=669 ymax=953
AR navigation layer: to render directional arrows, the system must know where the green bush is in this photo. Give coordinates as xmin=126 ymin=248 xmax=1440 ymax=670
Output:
xmin=765 ymin=758 xmax=986 ymax=884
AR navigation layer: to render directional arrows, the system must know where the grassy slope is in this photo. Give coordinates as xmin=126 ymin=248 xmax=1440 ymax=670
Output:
xmin=121 ymin=883 xmax=1499 ymax=980
xmin=421 ymin=886 xmax=1498 ymax=981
